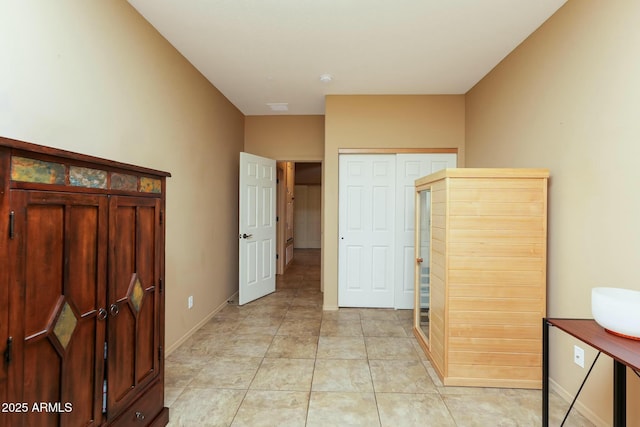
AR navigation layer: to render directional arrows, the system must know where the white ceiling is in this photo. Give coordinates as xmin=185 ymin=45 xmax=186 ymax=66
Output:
xmin=127 ymin=0 xmax=567 ymax=116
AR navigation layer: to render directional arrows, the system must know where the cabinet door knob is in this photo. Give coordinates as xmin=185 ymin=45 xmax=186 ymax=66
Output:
xmin=135 ymin=411 xmax=145 ymax=421
xmin=110 ymin=304 xmax=120 ymax=317
xmin=97 ymin=308 xmax=108 ymax=321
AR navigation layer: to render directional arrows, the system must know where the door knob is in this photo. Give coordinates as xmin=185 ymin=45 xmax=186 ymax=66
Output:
xmin=110 ymin=304 xmax=120 ymax=317
xmin=97 ymin=308 xmax=108 ymax=321
xmin=242 ymin=233 xmax=253 ymax=239
xmin=416 ymin=258 xmax=424 ymax=263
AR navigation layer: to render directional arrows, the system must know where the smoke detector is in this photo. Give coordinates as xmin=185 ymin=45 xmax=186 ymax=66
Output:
xmin=319 ymin=73 xmax=333 ymax=83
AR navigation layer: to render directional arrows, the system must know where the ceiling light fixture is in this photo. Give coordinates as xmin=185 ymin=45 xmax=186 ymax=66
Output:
xmin=319 ymin=73 xmax=333 ymax=83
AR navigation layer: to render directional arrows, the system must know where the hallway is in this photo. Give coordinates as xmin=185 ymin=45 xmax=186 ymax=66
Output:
xmin=164 ymin=249 xmax=593 ymax=426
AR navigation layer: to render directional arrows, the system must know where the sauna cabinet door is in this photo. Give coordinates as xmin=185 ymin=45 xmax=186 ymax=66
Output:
xmin=7 ymin=190 xmax=108 ymax=427
xmin=106 ymin=195 xmax=162 ymax=419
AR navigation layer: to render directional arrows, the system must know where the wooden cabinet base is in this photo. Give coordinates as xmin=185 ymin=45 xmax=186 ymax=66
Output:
xmin=108 ymin=381 xmax=167 ymax=426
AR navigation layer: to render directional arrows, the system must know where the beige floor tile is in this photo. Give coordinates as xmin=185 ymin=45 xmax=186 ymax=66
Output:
xmin=250 ymin=358 xmax=315 ymax=391
xmin=546 ymin=391 xmax=597 ymax=427
xmin=394 ymin=310 xmax=413 ymax=322
xmin=411 ymin=340 xmax=429 ymax=361
xmin=191 ymin=325 xmax=238 ymax=341
xmin=164 ymin=250 xmax=597 ymax=426
xmin=359 ymin=309 xmax=399 ymax=321
xmin=243 ymin=306 xmax=289 ymax=319
xmin=422 ymin=360 xmax=445 ymax=387
xmin=321 ymin=309 xmax=361 ymax=321
xmin=189 ymin=357 xmax=262 ymax=389
xmin=265 ymin=335 xmax=318 ymax=359
xmin=316 ymin=336 xmax=367 ymax=359
xmin=306 ymin=392 xmax=380 ymax=427
xmin=276 ymin=318 xmax=321 ymax=336
xmin=164 ymin=360 xmax=205 ymax=388
xmin=164 ymin=387 xmax=185 ymax=407
xmin=365 ymin=337 xmax=420 ymax=360
xmin=167 ymin=388 xmax=246 ymax=427
xmin=231 ymin=390 xmax=309 ymax=427
xmin=312 ymin=359 xmax=373 ymax=392
xmin=236 ymin=316 xmax=283 ymax=335
xmin=320 ymin=319 xmax=363 ymax=337
xmin=361 ymin=320 xmax=408 ymax=337
xmin=284 ymin=306 xmax=323 ymax=321
xmin=211 ymin=334 xmax=274 ymax=358
xmin=443 ymin=393 xmax=542 ymax=426
xmin=376 ymin=392 xmax=456 ymax=427
xmin=370 ymin=359 xmax=436 ymax=393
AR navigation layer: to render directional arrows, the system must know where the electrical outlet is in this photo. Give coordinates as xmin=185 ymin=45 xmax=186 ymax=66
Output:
xmin=574 ymin=345 xmax=585 ymax=368
xmin=188 ymin=295 xmax=194 ymax=309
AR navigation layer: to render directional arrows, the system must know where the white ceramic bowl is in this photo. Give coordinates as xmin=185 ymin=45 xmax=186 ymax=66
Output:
xmin=592 ymin=287 xmax=640 ymax=339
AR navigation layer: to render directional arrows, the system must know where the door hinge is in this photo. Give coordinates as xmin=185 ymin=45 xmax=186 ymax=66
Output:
xmin=160 ymin=210 xmax=164 ymax=225
xmin=159 ymin=278 xmax=164 ymax=293
xmin=4 ymin=337 xmax=13 ymax=364
xmin=102 ymin=379 xmax=107 ymax=414
xmin=276 ymin=216 xmax=279 ymax=222
xmin=9 ymin=211 xmax=15 ymax=239
xmin=158 ymin=346 xmax=163 ymax=362
xmin=103 ymin=342 xmax=108 ymax=360
xmin=276 ymin=254 xmax=279 ymax=260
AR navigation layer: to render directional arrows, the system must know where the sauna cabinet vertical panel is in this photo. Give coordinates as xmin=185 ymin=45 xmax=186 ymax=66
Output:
xmin=414 ymin=168 xmax=549 ymax=389
xmin=0 ymin=136 xmax=169 ymax=427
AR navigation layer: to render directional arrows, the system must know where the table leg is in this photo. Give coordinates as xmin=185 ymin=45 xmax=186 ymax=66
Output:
xmin=542 ymin=318 xmax=549 ymax=427
xmin=613 ymin=360 xmax=626 ymax=427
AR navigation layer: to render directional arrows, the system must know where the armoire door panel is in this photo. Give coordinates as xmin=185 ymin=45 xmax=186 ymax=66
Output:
xmin=107 ymin=196 xmax=161 ymax=419
xmin=8 ymin=190 xmax=107 ymax=427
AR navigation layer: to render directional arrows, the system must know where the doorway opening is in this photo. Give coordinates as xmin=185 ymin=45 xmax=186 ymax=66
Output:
xmin=276 ymin=161 xmax=322 ymax=275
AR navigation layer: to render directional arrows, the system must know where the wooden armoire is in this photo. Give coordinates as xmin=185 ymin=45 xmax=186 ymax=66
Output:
xmin=0 ymin=136 xmax=169 ymax=426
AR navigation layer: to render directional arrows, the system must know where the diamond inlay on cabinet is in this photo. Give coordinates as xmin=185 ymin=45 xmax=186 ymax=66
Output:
xmin=131 ymin=276 xmax=144 ymax=313
xmin=53 ymin=301 xmax=78 ymax=350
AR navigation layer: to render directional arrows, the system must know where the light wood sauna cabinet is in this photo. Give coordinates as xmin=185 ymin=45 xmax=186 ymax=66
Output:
xmin=0 ymin=136 xmax=170 ymax=426
xmin=413 ymin=168 xmax=549 ymax=389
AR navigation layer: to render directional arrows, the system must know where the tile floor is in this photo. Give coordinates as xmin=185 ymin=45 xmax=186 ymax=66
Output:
xmin=165 ymin=249 xmax=595 ymax=427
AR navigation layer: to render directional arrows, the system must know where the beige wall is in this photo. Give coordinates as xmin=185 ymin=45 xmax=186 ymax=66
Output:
xmin=466 ymin=1 xmax=640 ymax=424
xmin=0 ymin=1 xmax=245 ymax=352
xmin=245 ymin=115 xmax=324 ymax=161
xmin=323 ymin=95 xmax=465 ymax=309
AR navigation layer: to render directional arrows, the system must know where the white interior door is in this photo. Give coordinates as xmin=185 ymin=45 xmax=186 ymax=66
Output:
xmin=394 ymin=153 xmax=456 ymax=309
xmin=339 ymin=155 xmax=396 ymax=307
xmin=239 ymin=152 xmax=276 ymax=305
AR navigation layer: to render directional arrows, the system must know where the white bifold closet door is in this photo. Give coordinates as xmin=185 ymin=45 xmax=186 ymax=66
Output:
xmin=338 ymin=153 xmax=456 ymax=309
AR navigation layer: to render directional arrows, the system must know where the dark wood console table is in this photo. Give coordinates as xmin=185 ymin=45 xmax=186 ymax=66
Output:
xmin=543 ymin=318 xmax=640 ymax=427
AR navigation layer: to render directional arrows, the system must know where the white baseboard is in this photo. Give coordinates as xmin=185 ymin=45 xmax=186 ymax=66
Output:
xmin=549 ymin=379 xmax=609 ymax=427
xmin=165 ymin=291 xmax=239 ymax=356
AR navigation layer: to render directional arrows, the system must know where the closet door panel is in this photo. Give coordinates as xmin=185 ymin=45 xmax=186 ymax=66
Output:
xmin=339 ymin=155 xmax=395 ymax=308
xmin=394 ymin=154 xmax=456 ymax=309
